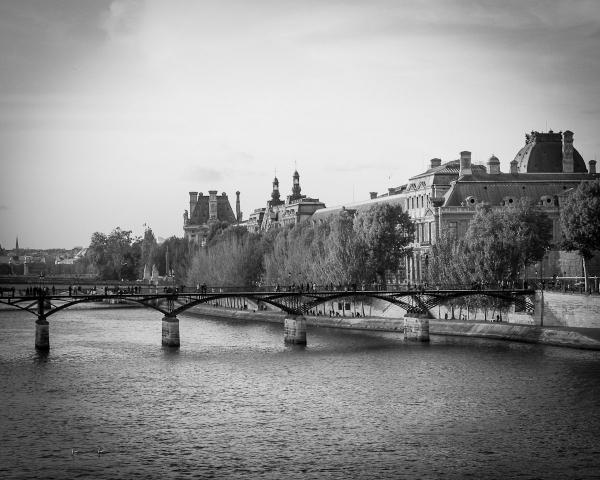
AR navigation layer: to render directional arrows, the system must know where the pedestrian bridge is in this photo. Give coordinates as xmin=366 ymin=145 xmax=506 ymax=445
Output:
xmin=0 ymin=287 xmax=535 ymax=350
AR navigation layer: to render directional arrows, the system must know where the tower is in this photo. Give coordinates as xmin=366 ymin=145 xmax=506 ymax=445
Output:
xmin=271 ymin=177 xmax=282 ymax=206
xmin=15 ymin=236 xmax=19 ymax=256
xmin=235 ymin=191 xmax=241 ymax=223
xmin=291 ymin=170 xmax=302 ymax=200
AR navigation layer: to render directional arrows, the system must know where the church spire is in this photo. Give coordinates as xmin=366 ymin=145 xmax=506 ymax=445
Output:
xmin=15 ymin=236 xmax=19 ymax=255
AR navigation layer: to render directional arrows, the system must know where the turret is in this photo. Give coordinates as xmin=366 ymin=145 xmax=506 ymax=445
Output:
xmin=589 ymin=160 xmax=597 ymax=175
xmin=291 ymin=170 xmax=302 ymax=199
xmin=271 ymin=177 xmax=282 ymax=205
xmin=487 ymin=155 xmax=501 ymax=174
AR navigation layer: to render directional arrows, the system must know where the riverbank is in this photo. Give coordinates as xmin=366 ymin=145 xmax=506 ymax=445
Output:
xmin=187 ymin=304 xmax=600 ymax=350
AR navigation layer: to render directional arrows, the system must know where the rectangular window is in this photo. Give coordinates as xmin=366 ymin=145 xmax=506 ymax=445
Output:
xmin=448 ymin=221 xmax=457 ymax=239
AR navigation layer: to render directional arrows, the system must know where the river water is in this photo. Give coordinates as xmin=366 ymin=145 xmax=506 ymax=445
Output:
xmin=1 ymin=307 xmax=599 ymax=479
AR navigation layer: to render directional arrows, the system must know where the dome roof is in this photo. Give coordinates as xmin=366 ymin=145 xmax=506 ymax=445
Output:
xmin=514 ymin=131 xmax=587 ymax=173
xmin=487 ymin=155 xmax=500 ymax=164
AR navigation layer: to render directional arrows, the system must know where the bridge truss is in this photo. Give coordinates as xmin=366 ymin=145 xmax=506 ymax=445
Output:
xmin=0 ymin=288 xmax=536 ymax=319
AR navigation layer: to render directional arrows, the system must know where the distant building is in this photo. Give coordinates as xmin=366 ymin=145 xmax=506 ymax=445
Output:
xmin=247 ymin=171 xmax=326 ymax=232
xmin=183 ymin=190 xmax=241 ymax=245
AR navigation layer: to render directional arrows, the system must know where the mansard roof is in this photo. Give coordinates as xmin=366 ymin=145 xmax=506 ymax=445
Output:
xmin=189 ymin=194 xmax=236 ymax=225
xmin=408 ymin=159 xmax=486 ymax=184
xmin=443 ymin=171 xmax=597 ymax=207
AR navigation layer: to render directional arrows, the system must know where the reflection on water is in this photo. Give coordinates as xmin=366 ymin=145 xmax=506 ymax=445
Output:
xmin=0 ymin=308 xmax=599 ymax=479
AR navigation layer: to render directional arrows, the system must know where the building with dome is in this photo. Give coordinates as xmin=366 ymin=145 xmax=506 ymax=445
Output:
xmin=400 ymin=130 xmax=598 ymax=283
xmin=313 ymin=130 xmax=598 ymax=283
xmin=246 ymin=171 xmax=325 ymax=232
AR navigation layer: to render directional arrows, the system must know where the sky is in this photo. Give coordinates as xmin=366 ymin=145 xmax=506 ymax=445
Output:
xmin=1 ymin=0 xmax=599 ymax=249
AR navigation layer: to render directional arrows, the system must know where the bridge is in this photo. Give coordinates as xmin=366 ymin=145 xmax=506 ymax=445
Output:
xmin=0 ymin=287 xmax=535 ymax=350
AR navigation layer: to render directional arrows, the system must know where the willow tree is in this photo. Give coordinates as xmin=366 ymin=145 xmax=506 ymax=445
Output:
xmin=560 ymin=179 xmax=600 ymax=291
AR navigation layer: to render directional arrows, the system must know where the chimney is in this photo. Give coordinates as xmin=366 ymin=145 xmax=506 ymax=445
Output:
xmin=208 ymin=190 xmax=218 ymax=221
xmin=487 ymin=155 xmax=501 ymax=174
xmin=510 ymin=159 xmax=519 ymax=174
xmin=430 ymin=158 xmax=442 ymax=169
xmin=189 ymin=191 xmax=198 ymax=216
xmin=369 ymin=192 xmax=378 ymax=199
xmin=562 ymin=130 xmax=574 ymax=173
xmin=589 ymin=160 xmax=597 ymax=175
xmin=236 ymin=191 xmax=241 ymax=222
xmin=459 ymin=151 xmax=472 ymax=176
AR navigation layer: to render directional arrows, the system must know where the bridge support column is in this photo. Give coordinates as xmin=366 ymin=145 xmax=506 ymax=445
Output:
xmin=35 ymin=317 xmax=50 ymax=350
xmin=162 ymin=316 xmax=180 ymax=347
xmin=284 ymin=315 xmax=306 ymax=345
xmin=404 ymin=314 xmax=430 ymax=342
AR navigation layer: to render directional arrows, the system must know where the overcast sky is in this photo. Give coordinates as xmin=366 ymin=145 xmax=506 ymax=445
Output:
xmin=1 ymin=0 xmax=599 ymax=249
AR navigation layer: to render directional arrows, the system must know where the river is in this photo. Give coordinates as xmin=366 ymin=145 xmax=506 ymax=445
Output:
xmin=1 ymin=307 xmax=599 ymax=479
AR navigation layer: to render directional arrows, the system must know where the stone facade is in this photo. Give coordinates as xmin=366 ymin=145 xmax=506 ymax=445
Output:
xmin=400 ymin=131 xmax=599 ymax=283
xmin=183 ymin=190 xmax=241 ymax=244
xmin=247 ymin=171 xmax=325 ymax=232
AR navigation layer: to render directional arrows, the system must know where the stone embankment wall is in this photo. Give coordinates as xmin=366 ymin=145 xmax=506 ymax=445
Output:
xmin=187 ymin=304 xmax=600 ymax=350
xmin=534 ymin=291 xmax=600 ymax=328
xmin=430 ymin=320 xmax=600 ymax=350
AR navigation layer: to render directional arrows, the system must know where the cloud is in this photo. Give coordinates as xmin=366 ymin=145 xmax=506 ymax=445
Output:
xmin=100 ymin=0 xmax=144 ymax=40
xmin=183 ymin=167 xmax=224 ymax=183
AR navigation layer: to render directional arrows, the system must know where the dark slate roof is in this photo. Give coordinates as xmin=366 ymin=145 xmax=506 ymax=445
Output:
xmin=514 ymin=132 xmax=587 ymax=173
xmin=443 ymin=172 xmax=597 ymax=207
xmin=190 ymin=195 xmax=236 ymax=224
xmin=409 ymin=159 xmax=486 ymax=182
xmin=312 ymin=194 xmax=405 ymax=220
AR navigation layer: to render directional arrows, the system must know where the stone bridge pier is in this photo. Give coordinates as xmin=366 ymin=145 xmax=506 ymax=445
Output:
xmin=35 ymin=316 xmax=50 ymax=350
xmin=162 ymin=315 xmax=180 ymax=347
xmin=403 ymin=313 xmax=430 ymax=342
xmin=284 ymin=315 xmax=307 ymax=345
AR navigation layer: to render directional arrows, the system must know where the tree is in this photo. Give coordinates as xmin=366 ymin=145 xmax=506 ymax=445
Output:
xmin=87 ymin=227 xmax=141 ymax=280
xmin=429 ymin=200 xmax=552 ymax=289
xmin=464 ymin=200 xmax=552 ymax=286
xmin=353 ymin=203 xmax=414 ymax=283
xmin=560 ymin=179 xmax=600 ymax=291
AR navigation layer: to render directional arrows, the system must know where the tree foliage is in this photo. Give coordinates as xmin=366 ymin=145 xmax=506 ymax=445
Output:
xmin=353 ymin=203 xmax=414 ymax=282
xmin=428 ymin=200 xmax=552 ymax=287
xmin=87 ymin=227 xmax=141 ymax=280
xmin=185 ymin=203 xmax=414 ymax=288
xmin=560 ymin=179 xmax=600 ymax=259
xmin=560 ymin=179 xmax=600 ymax=288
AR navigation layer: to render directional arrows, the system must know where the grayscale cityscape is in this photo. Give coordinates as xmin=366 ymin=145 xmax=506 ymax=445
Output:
xmin=1 ymin=1 xmax=599 ymax=479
